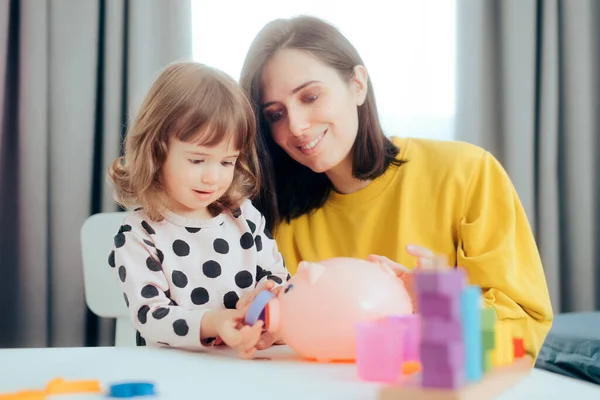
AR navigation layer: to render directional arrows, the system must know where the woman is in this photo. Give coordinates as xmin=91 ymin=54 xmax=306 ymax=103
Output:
xmin=240 ymin=15 xmax=553 ymax=357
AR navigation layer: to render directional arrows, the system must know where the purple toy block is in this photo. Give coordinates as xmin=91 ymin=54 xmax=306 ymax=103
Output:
xmin=421 ymin=316 xmax=463 ymax=342
xmin=414 ymin=268 xmax=466 ymax=296
xmin=418 ymin=293 xmax=461 ymax=319
xmin=420 ymin=341 xmax=465 ymax=368
xmin=421 ymin=366 xmax=465 ymax=389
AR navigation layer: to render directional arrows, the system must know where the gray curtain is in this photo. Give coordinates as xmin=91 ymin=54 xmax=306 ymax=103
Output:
xmin=0 ymin=0 xmax=192 ymax=348
xmin=456 ymin=0 xmax=600 ymax=313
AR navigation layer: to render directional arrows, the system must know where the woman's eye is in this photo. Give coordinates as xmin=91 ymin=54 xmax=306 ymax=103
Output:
xmin=304 ymin=94 xmax=318 ymax=103
xmin=265 ymin=110 xmax=284 ymax=123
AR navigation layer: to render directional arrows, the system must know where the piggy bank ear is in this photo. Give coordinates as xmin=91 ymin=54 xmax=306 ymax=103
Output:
xmin=297 ymin=261 xmax=325 ymax=284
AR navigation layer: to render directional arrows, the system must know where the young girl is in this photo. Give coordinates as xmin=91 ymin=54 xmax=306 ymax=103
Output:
xmin=107 ymin=61 xmax=289 ymax=358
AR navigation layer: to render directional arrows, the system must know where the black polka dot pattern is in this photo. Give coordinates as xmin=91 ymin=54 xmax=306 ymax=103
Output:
xmin=213 ymin=238 xmax=229 ymax=254
xmin=143 ymin=239 xmax=155 ymax=247
xmin=146 ymin=256 xmax=161 ymax=272
xmin=234 ymin=270 xmax=253 ymax=289
xmin=173 ymin=319 xmax=189 ymax=336
xmin=267 ymin=275 xmax=283 ymax=284
xmin=164 ymin=289 xmax=171 ymax=299
xmin=240 ymin=233 xmax=254 ymax=249
xmin=123 ymin=293 xmax=129 ymax=307
xmin=173 ymin=240 xmax=190 ymax=257
xmin=223 ymin=291 xmax=239 ymax=309
xmin=185 ymin=227 xmax=201 ymax=233
xmin=255 ymin=236 xmax=263 ymax=252
xmin=141 ymin=285 xmax=159 ymax=298
xmin=119 ymin=224 xmax=132 ymax=233
xmin=108 ymin=251 xmax=115 ymax=268
xmin=203 ymin=260 xmax=221 ymax=278
xmin=118 ymin=266 xmax=126 ymax=282
xmin=142 ymin=221 xmax=155 ymax=235
xmin=156 ymin=249 xmax=164 ymax=263
xmin=256 ymin=266 xmax=271 ymax=282
xmin=138 ymin=305 xmax=150 ymax=324
xmin=191 ymin=287 xmax=209 ymax=305
xmin=114 ymin=233 xmax=126 ymax=248
xmin=264 ymin=228 xmax=274 ymax=240
xmin=286 ymin=273 xmax=291 ymax=281
xmin=172 ymin=270 xmax=188 ymax=288
xmin=246 ymin=220 xmax=256 ymax=233
xmin=136 ymin=330 xmax=146 ymax=346
xmin=152 ymin=307 xmax=170 ymax=320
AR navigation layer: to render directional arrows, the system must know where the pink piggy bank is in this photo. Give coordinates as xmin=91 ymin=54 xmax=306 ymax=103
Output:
xmin=256 ymin=257 xmax=413 ymax=362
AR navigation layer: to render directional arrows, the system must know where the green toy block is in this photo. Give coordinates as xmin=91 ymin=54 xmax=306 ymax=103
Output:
xmin=481 ymin=307 xmax=496 ymax=331
xmin=483 ymin=350 xmax=493 ymax=372
xmin=482 ymin=330 xmax=496 ymax=350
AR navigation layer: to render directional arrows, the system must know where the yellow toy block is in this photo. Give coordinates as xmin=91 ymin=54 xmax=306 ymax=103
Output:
xmin=491 ymin=321 xmax=514 ymax=367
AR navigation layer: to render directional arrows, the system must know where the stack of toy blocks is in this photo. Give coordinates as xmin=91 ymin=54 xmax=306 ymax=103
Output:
xmin=414 ymin=258 xmax=469 ymax=389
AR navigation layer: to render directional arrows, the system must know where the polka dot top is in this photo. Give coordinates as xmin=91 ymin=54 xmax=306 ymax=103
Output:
xmin=109 ymin=198 xmax=290 ymax=349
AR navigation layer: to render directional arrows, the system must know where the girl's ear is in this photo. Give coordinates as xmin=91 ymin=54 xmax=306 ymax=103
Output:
xmin=352 ymin=65 xmax=368 ymax=106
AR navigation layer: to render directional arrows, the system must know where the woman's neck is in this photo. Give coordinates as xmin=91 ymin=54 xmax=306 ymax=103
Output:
xmin=326 ymin=154 xmax=371 ymax=194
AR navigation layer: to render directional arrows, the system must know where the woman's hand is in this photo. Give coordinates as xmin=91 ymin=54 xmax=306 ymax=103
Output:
xmin=367 ymin=244 xmax=435 ymax=312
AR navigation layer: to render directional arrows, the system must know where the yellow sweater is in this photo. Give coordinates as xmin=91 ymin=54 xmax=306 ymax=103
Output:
xmin=274 ymin=137 xmax=553 ymax=357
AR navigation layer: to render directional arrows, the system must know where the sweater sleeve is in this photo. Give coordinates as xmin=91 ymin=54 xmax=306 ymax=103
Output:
xmin=112 ymin=226 xmax=210 ymax=349
xmin=457 ymin=151 xmax=553 ymax=358
xmin=242 ymin=200 xmax=290 ymax=286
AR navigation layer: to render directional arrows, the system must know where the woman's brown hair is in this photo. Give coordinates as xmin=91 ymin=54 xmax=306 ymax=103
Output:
xmin=108 ymin=61 xmax=259 ymax=221
xmin=240 ymin=16 xmax=403 ymax=233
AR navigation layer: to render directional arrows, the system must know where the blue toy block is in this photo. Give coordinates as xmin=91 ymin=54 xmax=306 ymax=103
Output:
xmin=461 ymin=285 xmax=483 ymax=383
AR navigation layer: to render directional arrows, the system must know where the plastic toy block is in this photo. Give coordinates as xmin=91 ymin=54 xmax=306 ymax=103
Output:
xmin=481 ymin=307 xmax=496 ymax=331
xmin=421 ymin=342 xmax=465 ymax=368
xmin=482 ymin=330 xmax=495 ymax=350
xmin=388 ymin=314 xmax=421 ymax=362
xmin=0 ymin=390 xmax=45 ymax=399
xmin=421 ymin=317 xmax=463 ymax=342
xmin=108 ymin=382 xmax=156 ymax=398
xmin=460 ymin=285 xmax=483 ymax=383
xmin=513 ymin=337 xmax=525 ymax=358
xmin=491 ymin=321 xmax=514 ymax=367
xmin=378 ymin=355 xmax=534 ymax=400
xmin=422 ymin=366 xmax=465 ymax=389
xmin=418 ymin=294 xmax=461 ymax=319
xmin=45 ymin=378 xmax=101 ymax=394
xmin=483 ymin=350 xmax=492 ymax=372
xmin=414 ymin=268 xmax=466 ymax=296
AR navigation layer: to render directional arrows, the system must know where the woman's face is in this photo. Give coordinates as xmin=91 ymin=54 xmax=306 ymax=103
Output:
xmin=260 ymin=49 xmax=367 ymax=174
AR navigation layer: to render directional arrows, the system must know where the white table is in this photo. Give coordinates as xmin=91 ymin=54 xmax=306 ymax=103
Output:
xmin=0 ymin=345 xmax=598 ymax=399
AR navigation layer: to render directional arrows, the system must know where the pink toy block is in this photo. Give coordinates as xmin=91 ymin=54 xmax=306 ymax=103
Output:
xmin=422 ymin=366 xmax=465 ymax=389
xmin=414 ymin=268 xmax=466 ymax=295
xmin=418 ymin=294 xmax=461 ymax=319
xmin=421 ymin=317 xmax=463 ymax=342
xmin=420 ymin=341 xmax=465 ymax=368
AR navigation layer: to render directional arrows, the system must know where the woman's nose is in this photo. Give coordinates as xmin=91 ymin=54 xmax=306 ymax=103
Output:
xmin=287 ymin=108 xmax=311 ymax=137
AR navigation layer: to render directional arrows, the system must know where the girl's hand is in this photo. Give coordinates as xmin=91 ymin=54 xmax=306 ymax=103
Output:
xmin=209 ymin=309 xmax=264 ymax=359
xmin=367 ymin=244 xmax=435 ymax=312
xmin=236 ymin=278 xmax=281 ymax=312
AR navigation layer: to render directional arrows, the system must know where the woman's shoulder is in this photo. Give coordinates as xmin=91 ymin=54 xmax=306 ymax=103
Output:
xmin=392 ymin=136 xmax=488 ymax=169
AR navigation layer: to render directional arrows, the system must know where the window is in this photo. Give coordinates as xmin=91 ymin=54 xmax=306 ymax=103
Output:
xmin=191 ymin=0 xmax=456 ymax=141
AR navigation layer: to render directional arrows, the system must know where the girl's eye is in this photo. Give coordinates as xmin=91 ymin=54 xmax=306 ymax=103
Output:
xmin=189 ymin=159 xmax=203 ymax=165
xmin=284 ymin=283 xmax=294 ymax=294
xmin=221 ymin=161 xmax=235 ymax=166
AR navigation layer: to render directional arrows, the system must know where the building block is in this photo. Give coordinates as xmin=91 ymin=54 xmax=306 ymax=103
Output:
xmin=482 ymin=330 xmax=495 ymax=350
xmin=414 ymin=268 xmax=466 ymax=295
xmin=418 ymin=294 xmax=462 ymax=319
xmin=491 ymin=321 xmax=514 ymax=367
xmin=481 ymin=307 xmax=496 ymax=331
xmin=483 ymin=350 xmax=493 ymax=372
xmin=378 ymin=355 xmax=534 ymax=400
xmin=388 ymin=314 xmax=421 ymax=362
xmin=421 ymin=342 xmax=465 ymax=368
xmin=460 ymin=285 xmax=483 ymax=383
xmin=421 ymin=317 xmax=463 ymax=342
xmin=513 ymin=337 xmax=525 ymax=358
xmin=422 ymin=366 xmax=465 ymax=389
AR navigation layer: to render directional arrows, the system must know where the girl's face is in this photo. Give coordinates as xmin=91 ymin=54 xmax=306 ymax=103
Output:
xmin=260 ymin=49 xmax=368 ymax=174
xmin=161 ymin=135 xmax=238 ymax=219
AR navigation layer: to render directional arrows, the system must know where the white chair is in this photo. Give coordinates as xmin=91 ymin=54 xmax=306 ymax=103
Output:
xmin=81 ymin=211 xmax=136 ymax=346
